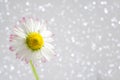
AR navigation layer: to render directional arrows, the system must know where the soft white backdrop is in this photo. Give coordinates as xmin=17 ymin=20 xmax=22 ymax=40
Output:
xmin=0 ymin=0 xmax=120 ymax=80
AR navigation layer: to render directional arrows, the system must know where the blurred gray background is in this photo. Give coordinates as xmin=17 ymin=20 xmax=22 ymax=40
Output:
xmin=0 ymin=0 xmax=120 ymax=80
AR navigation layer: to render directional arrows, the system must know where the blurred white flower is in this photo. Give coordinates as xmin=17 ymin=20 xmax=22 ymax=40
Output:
xmin=9 ymin=17 xmax=55 ymax=65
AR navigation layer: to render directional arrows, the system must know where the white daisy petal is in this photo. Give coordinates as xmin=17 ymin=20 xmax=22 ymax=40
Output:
xmin=41 ymin=47 xmax=55 ymax=61
xmin=44 ymin=43 xmax=55 ymax=49
xmin=17 ymin=23 xmax=29 ymax=35
xmin=27 ymin=19 xmax=34 ymax=32
xmin=31 ymin=52 xmax=43 ymax=64
xmin=41 ymin=30 xmax=53 ymax=38
xmin=12 ymin=37 xmax=25 ymax=45
xmin=15 ymin=44 xmax=33 ymax=61
xmin=24 ymin=19 xmax=34 ymax=32
xmin=21 ymin=23 xmax=31 ymax=34
xmin=14 ymin=28 xmax=26 ymax=38
xmin=44 ymin=37 xmax=54 ymax=42
xmin=39 ymin=20 xmax=47 ymax=32
xmin=33 ymin=20 xmax=42 ymax=32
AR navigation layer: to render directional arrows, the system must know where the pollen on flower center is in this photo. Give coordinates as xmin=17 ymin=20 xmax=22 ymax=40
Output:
xmin=26 ymin=32 xmax=44 ymax=51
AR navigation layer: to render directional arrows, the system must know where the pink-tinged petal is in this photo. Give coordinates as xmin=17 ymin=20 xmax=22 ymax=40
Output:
xmin=16 ymin=53 xmax=21 ymax=59
xmin=9 ymin=46 xmax=14 ymax=52
xmin=19 ymin=17 xmax=26 ymax=24
xmin=51 ymin=33 xmax=55 ymax=37
xmin=9 ymin=34 xmax=17 ymax=42
xmin=24 ymin=58 xmax=29 ymax=64
xmin=22 ymin=54 xmax=31 ymax=64
xmin=53 ymin=50 xmax=57 ymax=56
xmin=21 ymin=57 xmax=29 ymax=64
xmin=33 ymin=17 xmax=40 ymax=21
xmin=41 ymin=57 xmax=47 ymax=63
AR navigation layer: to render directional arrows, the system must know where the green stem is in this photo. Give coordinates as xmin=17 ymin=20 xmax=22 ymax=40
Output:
xmin=30 ymin=60 xmax=40 ymax=80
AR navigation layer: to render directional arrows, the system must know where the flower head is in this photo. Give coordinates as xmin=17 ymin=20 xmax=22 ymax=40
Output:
xmin=9 ymin=17 xmax=55 ymax=65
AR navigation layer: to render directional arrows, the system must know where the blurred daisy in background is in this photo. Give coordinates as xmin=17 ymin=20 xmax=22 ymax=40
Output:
xmin=9 ymin=17 xmax=55 ymax=66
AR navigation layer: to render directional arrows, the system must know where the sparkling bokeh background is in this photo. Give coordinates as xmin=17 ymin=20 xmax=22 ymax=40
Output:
xmin=0 ymin=0 xmax=120 ymax=80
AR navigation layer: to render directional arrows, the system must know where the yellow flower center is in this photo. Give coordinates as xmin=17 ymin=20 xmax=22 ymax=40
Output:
xmin=26 ymin=32 xmax=44 ymax=51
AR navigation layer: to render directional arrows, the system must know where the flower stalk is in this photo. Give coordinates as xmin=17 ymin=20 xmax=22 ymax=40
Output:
xmin=30 ymin=60 xmax=40 ymax=80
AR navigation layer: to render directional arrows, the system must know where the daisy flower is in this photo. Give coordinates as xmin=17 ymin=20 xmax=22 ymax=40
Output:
xmin=9 ymin=17 xmax=55 ymax=65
